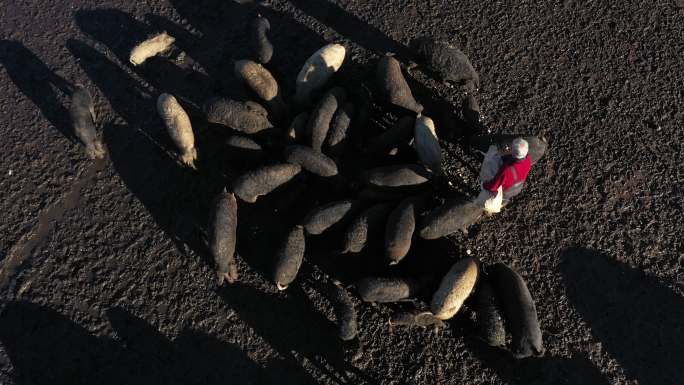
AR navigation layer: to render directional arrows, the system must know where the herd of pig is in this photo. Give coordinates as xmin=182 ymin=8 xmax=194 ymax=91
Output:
xmin=67 ymin=12 xmax=546 ymax=360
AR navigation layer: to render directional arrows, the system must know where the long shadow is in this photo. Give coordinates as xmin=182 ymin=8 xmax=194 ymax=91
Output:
xmin=164 ymin=0 xmax=328 ymax=98
xmin=464 ymin=336 xmax=611 ymax=385
xmin=72 ymin=4 xmax=363 ymax=281
xmin=74 ymin=9 xmax=214 ymax=104
xmin=74 ymin=9 xmax=152 ymax=62
xmin=218 ymin=282 xmax=376 ymax=385
xmin=141 ymin=13 xmax=231 ymax=98
xmin=198 ymin=3 xmax=465 ymax=296
xmin=0 ymin=40 xmax=75 ymax=140
xmin=0 ymin=301 xmax=313 ymax=385
xmin=231 ymin=172 xmax=316 ymax=277
xmin=66 ymin=39 xmax=226 ymax=262
xmin=287 ymin=0 xmax=467 ymax=121
xmin=561 ymin=247 xmax=684 ymax=385
xmin=65 ymin=33 xmax=376 ymax=384
xmin=167 ymin=0 xmax=254 ymax=80
xmin=288 ymin=0 xmax=484 ymax=191
xmin=288 ymin=0 xmax=413 ymax=62
xmin=75 ymin=5 xmax=322 ymax=103
xmin=70 ymin=6 xmax=515 ymax=383
xmin=106 ymin=307 xmax=316 ymax=384
xmin=248 ymin=5 xmax=330 ymax=94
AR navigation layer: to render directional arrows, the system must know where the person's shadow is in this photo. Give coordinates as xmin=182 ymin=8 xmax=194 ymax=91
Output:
xmin=0 ymin=40 xmax=75 ymax=140
xmin=0 ymin=300 xmax=316 ymax=385
xmin=561 ymin=247 xmax=684 ymax=385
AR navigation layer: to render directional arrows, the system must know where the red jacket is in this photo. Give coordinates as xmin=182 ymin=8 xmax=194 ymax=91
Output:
xmin=483 ymin=156 xmax=531 ymax=193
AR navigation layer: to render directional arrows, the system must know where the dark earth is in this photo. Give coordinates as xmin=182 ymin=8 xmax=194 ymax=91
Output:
xmin=1 ymin=0 xmax=684 ymax=384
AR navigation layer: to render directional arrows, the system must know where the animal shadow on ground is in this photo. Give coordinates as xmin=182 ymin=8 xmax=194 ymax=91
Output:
xmin=71 ymin=3 xmax=479 ymax=383
xmin=164 ymin=0 xmax=255 ymax=82
xmin=74 ymin=9 xmax=215 ymax=104
xmin=561 ymin=247 xmax=684 ymax=385
xmin=0 ymin=301 xmax=314 ymax=385
xmin=158 ymin=0 xmax=330 ymax=98
xmin=218 ymin=281 xmax=377 ymax=385
xmin=71 ymin=8 xmax=377 ymax=381
xmin=287 ymin=0 xmax=413 ymax=62
xmin=0 ymin=40 xmax=75 ymax=140
xmin=464 ymin=336 xmax=610 ymax=385
xmin=66 ymin=38 xmax=226 ymax=263
xmin=288 ymin=0 xmax=485 ymax=183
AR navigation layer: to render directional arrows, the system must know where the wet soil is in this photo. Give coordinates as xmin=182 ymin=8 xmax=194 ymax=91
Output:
xmin=1 ymin=1 xmax=684 ymax=384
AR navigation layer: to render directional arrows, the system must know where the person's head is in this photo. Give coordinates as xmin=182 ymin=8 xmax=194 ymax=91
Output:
xmin=512 ymin=138 xmax=529 ymax=159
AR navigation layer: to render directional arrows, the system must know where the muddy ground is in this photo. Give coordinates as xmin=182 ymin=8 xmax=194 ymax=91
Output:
xmin=1 ymin=1 xmax=684 ymax=384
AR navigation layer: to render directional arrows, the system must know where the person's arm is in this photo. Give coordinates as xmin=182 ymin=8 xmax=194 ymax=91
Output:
xmin=483 ymin=167 xmax=505 ymax=193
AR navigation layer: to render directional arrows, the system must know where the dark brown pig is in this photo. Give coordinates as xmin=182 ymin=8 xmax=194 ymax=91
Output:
xmin=69 ymin=86 xmax=106 ymax=160
xmin=489 ymin=263 xmax=544 ymax=359
xmin=376 ymin=54 xmax=423 ymax=113
xmin=232 ymin=163 xmax=301 ymax=203
xmin=283 ymin=145 xmax=338 ymax=177
xmin=273 ymin=225 xmax=306 ymax=290
xmin=208 ymin=190 xmax=238 ymax=285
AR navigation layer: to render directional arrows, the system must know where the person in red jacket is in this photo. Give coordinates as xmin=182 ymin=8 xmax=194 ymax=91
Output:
xmin=483 ymin=138 xmax=531 ymax=205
